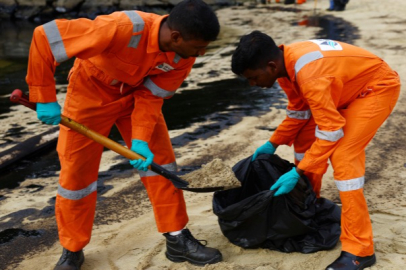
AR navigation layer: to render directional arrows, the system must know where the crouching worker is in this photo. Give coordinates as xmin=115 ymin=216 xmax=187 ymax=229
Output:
xmin=231 ymin=31 xmax=400 ymax=270
xmin=26 ymin=0 xmax=222 ymax=269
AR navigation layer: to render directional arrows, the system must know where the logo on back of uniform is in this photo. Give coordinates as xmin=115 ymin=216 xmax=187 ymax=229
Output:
xmin=309 ymin=39 xmax=343 ymax=51
xmin=155 ymin=63 xmax=174 ymax=72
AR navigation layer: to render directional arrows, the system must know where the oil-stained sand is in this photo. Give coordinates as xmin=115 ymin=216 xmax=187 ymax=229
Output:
xmin=182 ymin=158 xmax=241 ymax=189
xmin=2 ymin=1 xmax=406 ymax=269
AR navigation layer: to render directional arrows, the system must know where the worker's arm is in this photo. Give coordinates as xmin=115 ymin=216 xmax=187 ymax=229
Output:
xmin=131 ymin=59 xmax=194 ymax=143
xmin=26 ymin=14 xmax=123 ymax=103
xmin=269 ymin=84 xmax=311 ymax=146
xmin=296 ymin=76 xmax=346 ymax=174
xmin=253 ymin=82 xmax=310 ymax=160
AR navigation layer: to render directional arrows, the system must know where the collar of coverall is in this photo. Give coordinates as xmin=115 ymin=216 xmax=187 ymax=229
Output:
xmin=278 ymin=44 xmax=294 ymax=82
xmin=146 ymin=14 xmax=176 ymax=60
xmin=276 ymin=44 xmax=300 ymax=95
xmin=146 ymin=14 xmax=168 ymax=54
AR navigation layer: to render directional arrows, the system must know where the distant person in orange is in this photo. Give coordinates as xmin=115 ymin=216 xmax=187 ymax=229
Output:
xmin=232 ymin=31 xmax=400 ymax=270
xmin=26 ymin=0 xmax=222 ymax=269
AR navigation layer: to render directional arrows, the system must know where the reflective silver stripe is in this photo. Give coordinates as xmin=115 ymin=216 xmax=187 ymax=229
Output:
xmin=335 ymin=176 xmax=364 ymax=192
xmin=144 ymin=77 xmax=175 ymax=98
xmin=295 ymin=51 xmax=323 ymax=76
xmin=57 ymin=181 xmax=97 ymax=200
xmin=110 ymin=79 xmax=119 ymax=85
xmin=123 ymin=11 xmax=145 ymax=48
xmin=43 ymin=20 xmax=69 ymax=63
xmin=286 ymin=109 xmax=311 ymax=120
xmin=294 ymin=151 xmax=305 ymax=161
xmin=173 ymin=54 xmax=181 ymax=64
xmin=315 ymin=126 xmax=344 ymax=142
xmin=129 ymin=35 xmax=142 ymax=48
xmin=139 ymin=162 xmax=178 ymax=178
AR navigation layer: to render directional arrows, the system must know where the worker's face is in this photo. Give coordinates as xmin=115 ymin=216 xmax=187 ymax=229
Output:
xmin=242 ymin=64 xmax=277 ymax=88
xmin=172 ymin=35 xmax=210 ymax=59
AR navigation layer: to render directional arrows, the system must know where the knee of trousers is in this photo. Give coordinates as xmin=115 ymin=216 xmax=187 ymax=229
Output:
xmin=331 ymin=149 xmax=365 ymax=181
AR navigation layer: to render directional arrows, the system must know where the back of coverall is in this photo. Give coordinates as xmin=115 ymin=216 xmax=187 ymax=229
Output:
xmin=26 ymin=11 xmax=195 ymax=252
xmin=270 ymin=40 xmax=400 ymax=256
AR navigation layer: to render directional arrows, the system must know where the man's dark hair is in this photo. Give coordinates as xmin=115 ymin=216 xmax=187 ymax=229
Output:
xmin=167 ymin=0 xmax=220 ymax=41
xmin=231 ymin=31 xmax=281 ymax=75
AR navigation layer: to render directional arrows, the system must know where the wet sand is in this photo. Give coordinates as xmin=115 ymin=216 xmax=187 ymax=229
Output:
xmin=1 ymin=0 xmax=406 ymax=269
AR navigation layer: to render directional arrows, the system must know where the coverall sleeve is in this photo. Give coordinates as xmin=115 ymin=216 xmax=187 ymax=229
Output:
xmin=297 ymin=76 xmax=346 ymax=174
xmin=270 ymin=84 xmax=310 ymax=146
xmin=131 ymin=61 xmax=194 ymax=142
xmin=26 ymin=15 xmax=121 ymax=103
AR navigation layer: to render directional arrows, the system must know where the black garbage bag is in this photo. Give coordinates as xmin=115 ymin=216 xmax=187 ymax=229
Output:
xmin=213 ymin=154 xmax=341 ymax=253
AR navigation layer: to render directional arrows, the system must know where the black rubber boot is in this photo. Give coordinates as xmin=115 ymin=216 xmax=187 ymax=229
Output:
xmin=326 ymin=251 xmax=376 ymax=270
xmin=54 ymin=248 xmax=85 ymax=270
xmin=333 ymin=0 xmax=346 ymax=11
xmin=164 ymin=229 xmax=222 ymax=266
xmin=334 ymin=5 xmax=346 ymax=11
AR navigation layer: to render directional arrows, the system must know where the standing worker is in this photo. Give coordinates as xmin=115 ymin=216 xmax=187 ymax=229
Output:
xmin=26 ymin=0 xmax=222 ymax=269
xmin=231 ymin=31 xmax=400 ymax=270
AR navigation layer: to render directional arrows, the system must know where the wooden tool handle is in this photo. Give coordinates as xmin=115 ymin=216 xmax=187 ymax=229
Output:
xmin=10 ymin=89 xmax=189 ymax=188
xmin=60 ymin=116 xmax=145 ymax=161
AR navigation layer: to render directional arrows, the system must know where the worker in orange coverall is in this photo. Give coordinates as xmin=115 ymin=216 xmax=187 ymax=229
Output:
xmin=231 ymin=31 xmax=400 ymax=270
xmin=26 ymin=1 xmax=222 ymax=269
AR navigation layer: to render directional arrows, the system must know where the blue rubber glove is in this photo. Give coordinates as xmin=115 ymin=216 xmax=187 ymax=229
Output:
xmin=252 ymin=141 xmax=276 ymax=161
xmin=271 ymin=167 xmax=300 ymax=196
xmin=129 ymin=139 xmax=154 ymax=171
xmin=36 ymin=102 xmax=61 ymax=125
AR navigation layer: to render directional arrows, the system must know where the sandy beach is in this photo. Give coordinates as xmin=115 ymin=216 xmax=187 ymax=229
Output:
xmin=1 ymin=0 xmax=405 ymax=269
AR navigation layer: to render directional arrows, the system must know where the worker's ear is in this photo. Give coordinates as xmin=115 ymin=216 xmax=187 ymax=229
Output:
xmin=170 ymin=31 xmax=183 ymax=45
xmin=267 ymin=61 xmax=278 ymax=73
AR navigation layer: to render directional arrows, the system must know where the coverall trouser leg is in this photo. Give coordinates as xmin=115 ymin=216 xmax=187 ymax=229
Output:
xmin=330 ymin=68 xmax=400 ymax=257
xmin=116 ymin=113 xmax=189 ymax=233
xmin=56 ymin=60 xmax=188 ymax=252
xmin=293 ymin=117 xmax=326 ymax=198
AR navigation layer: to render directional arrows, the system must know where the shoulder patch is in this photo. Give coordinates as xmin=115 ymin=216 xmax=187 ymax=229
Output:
xmin=155 ymin=63 xmax=174 ymax=72
xmin=309 ymin=39 xmax=343 ymax=51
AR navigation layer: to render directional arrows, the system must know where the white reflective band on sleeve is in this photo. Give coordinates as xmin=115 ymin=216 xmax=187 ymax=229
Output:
xmin=286 ymin=109 xmax=311 ymax=119
xmin=123 ymin=11 xmax=145 ymax=48
xmin=294 ymin=51 xmax=323 ymax=76
xmin=144 ymin=77 xmax=175 ymax=98
xmin=315 ymin=126 xmax=344 ymax=142
xmin=43 ymin=20 xmax=69 ymax=63
xmin=335 ymin=176 xmax=364 ymax=192
xmin=294 ymin=151 xmax=305 ymax=161
xmin=139 ymin=162 xmax=178 ymax=178
xmin=57 ymin=181 xmax=97 ymax=200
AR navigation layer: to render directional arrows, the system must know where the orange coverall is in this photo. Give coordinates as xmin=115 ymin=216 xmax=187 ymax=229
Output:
xmin=271 ymin=40 xmax=400 ymax=256
xmin=26 ymin=11 xmax=195 ymax=252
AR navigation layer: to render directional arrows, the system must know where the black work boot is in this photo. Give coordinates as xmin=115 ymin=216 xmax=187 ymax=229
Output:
xmin=326 ymin=251 xmax=376 ymax=270
xmin=54 ymin=248 xmax=85 ymax=270
xmin=164 ymin=229 xmax=222 ymax=266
